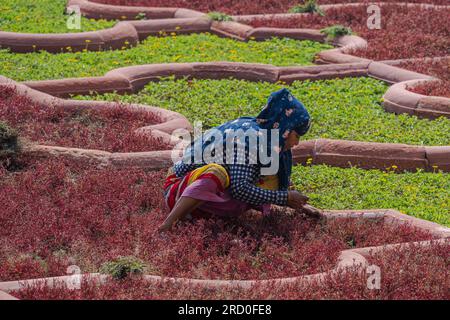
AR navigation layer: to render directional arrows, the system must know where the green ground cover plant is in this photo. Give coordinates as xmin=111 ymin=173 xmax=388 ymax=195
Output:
xmin=100 ymin=256 xmax=148 ymax=280
xmin=291 ymin=164 xmax=450 ymax=227
xmin=289 ymin=0 xmax=325 ymax=15
xmin=76 ymin=77 xmax=450 ymax=146
xmin=0 ymin=0 xmax=115 ymax=33
xmin=0 ymin=34 xmax=331 ymax=81
xmin=207 ymin=12 xmax=233 ymax=21
xmin=320 ymin=25 xmax=353 ymax=41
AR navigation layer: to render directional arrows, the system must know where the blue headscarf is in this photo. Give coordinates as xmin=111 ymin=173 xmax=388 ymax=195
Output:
xmin=183 ymin=88 xmax=311 ymax=190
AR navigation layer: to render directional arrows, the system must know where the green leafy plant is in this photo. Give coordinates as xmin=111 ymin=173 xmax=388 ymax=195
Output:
xmin=320 ymin=25 xmax=353 ymax=41
xmin=0 ymin=121 xmax=19 ymax=159
xmin=135 ymin=12 xmax=147 ymax=20
xmin=289 ymin=0 xmax=325 ymax=16
xmin=100 ymin=256 xmax=147 ymax=280
xmin=207 ymin=11 xmax=233 ymax=22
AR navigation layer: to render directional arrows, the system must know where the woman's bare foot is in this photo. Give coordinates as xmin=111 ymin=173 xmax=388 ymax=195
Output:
xmin=301 ymin=204 xmax=323 ymax=218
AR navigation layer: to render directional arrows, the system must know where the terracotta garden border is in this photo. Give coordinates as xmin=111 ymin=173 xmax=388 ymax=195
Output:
xmin=14 ymin=61 xmax=449 ymax=172
xmin=0 ymin=75 xmax=192 ymax=169
xmin=0 ymin=1 xmax=448 ymax=119
xmin=4 ymin=61 xmax=450 ymax=172
xmin=0 ymin=209 xmax=448 ymax=300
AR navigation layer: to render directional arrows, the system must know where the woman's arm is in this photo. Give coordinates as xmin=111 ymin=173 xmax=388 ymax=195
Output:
xmin=227 ymin=164 xmax=289 ymax=206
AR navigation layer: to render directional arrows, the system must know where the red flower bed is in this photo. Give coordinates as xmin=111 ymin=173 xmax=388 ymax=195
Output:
xmin=0 ymin=87 xmax=167 ymax=153
xmin=0 ymin=156 xmax=433 ymax=283
xmin=92 ymin=0 xmax=450 ymax=15
xmin=399 ymin=59 xmax=450 ymax=98
xmin=248 ymin=4 xmax=450 ymax=61
xmin=12 ymin=241 xmax=450 ymax=300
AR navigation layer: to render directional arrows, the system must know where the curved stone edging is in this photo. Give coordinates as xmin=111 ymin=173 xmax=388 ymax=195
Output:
xmin=22 ymin=61 xmax=369 ymax=96
xmin=0 ymin=21 xmax=139 ymax=54
xmin=69 ymin=0 xmax=178 ymax=20
xmin=233 ymin=1 xmax=450 ymax=23
xmin=0 ymin=209 xmax=448 ymax=298
xmin=0 ymin=290 xmax=18 ymax=301
xmin=6 ymin=61 xmax=449 ymax=172
xmin=231 ymin=5 xmax=450 ymax=119
xmin=0 ymin=75 xmax=191 ymax=167
xmin=383 ymin=79 xmax=450 ymax=119
xmin=292 ymin=139 xmax=450 ymax=172
xmin=16 ymin=61 xmax=450 ymax=172
xmin=0 ymin=2 xmax=447 ymax=118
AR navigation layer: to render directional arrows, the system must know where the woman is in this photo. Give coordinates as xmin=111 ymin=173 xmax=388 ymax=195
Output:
xmin=159 ymin=88 xmax=320 ymax=232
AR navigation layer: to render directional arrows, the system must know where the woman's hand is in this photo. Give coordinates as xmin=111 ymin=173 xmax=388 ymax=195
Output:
xmin=287 ymin=190 xmax=309 ymax=209
xmin=158 ymin=222 xmax=172 ymax=233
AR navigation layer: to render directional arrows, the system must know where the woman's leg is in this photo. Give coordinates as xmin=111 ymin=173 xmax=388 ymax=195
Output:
xmin=159 ymin=197 xmax=204 ymax=232
xmin=301 ymin=204 xmax=323 ymax=218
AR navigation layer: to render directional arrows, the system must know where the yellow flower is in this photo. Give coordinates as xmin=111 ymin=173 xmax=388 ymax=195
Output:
xmin=85 ymin=39 xmax=91 ymax=43
xmin=124 ymin=41 xmax=130 ymax=45
xmin=175 ymin=26 xmax=181 ymax=30
xmin=392 ymin=165 xmax=398 ymax=169
xmin=170 ymin=32 xmax=177 ymax=36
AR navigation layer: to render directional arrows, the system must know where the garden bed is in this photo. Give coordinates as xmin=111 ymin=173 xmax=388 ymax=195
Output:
xmin=0 ymin=154 xmax=445 ymax=284
xmin=0 ymin=87 xmax=166 ymax=153
xmin=91 ymin=0 xmax=450 ymax=15
xmin=0 ymin=0 xmax=115 ymax=33
xmin=9 ymin=240 xmax=450 ymax=300
xmin=247 ymin=4 xmax=450 ymax=61
xmin=398 ymin=59 xmax=450 ymax=98
xmin=0 ymin=35 xmax=330 ymax=81
xmin=291 ymin=165 xmax=450 ymax=227
xmin=77 ymin=77 xmax=450 ymax=146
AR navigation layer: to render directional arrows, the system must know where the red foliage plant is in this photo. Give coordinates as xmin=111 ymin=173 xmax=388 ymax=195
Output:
xmin=0 ymin=87 xmax=168 ymax=153
xmin=13 ymin=241 xmax=450 ymax=300
xmin=0 ymin=156 xmax=434 ymax=284
xmin=399 ymin=58 xmax=450 ymax=98
xmin=248 ymin=4 xmax=450 ymax=61
xmin=92 ymin=0 xmax=450 ymax=15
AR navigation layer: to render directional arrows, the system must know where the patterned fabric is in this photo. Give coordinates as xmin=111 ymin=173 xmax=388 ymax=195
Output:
xmin=256 ymin=88 xmax=311 ymax=189
xmin=164 ymin=163 xmax=230 ymax=211
xmin=173 ymin=162 xmax=287 ymax=206
xmin=174 ymin=88 xmax=310 ymax=206
xmin=257 ymin=88 xmax=311 ymax=137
